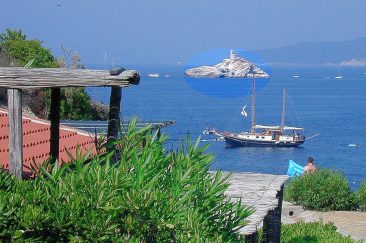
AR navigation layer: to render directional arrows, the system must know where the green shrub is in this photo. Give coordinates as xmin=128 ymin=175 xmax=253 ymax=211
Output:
xmin=280 ymin=221 xmax=356 ymax=243
xmin=0 ymin=121 xmax=251 ymax=241
xmin=285 ymin=169 xmax=356 ymax=211
xmin=0 ymin=28 xmax=58 ymax=68
xmin=0 ymin=28 xmax=96 ymax=120
xmin=356 ymin=180 xmax=366 ymax=211
xmin=0 ymin=168 xmax=13 ymax=191
xmin=43 ymin=87 xmax=94 ymax=120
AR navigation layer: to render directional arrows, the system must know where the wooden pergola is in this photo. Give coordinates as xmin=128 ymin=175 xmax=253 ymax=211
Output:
xmin=0 ymin=67 xmax=140 ymax=178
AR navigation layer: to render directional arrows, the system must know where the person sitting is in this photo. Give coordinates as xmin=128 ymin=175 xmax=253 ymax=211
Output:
xmin=304 ymin=157 xmax=317 ymax=173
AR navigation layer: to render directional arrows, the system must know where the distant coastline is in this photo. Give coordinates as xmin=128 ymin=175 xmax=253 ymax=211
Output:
xmin=265 ymin=61 xmax=366 ymax=67
xmin=254 ymin=37 xmax=366 ymax=67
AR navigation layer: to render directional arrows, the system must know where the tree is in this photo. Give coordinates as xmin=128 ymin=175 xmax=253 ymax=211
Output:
xmin=47 ymin=45 xmax=93 ymax=120
xmin=0 ymin=50 xmax=15 ymax=103
xmin=0 ymin=28 xmax=58 ymax=68
xmin=0 ymin=28 xmax=107 ymax=120
xmin=0 ymin=29 xmax=54 ymax=115
xmin=57 ymin=45 xmax=85 ymax=69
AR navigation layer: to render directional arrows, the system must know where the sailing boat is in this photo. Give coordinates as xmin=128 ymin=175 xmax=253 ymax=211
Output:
xmin=213 ymin=79 xmax=305 ymax=147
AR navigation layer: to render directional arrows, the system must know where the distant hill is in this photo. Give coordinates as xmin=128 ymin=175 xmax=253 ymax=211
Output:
xmin=255 ymin=37 xmax=366 ymax=66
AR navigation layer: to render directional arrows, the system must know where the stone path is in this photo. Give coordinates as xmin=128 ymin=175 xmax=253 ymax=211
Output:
xmin=282 ymin=201 xmax=366 ymax=242
xmin=225 ymin=172 xmax=288 ymax=236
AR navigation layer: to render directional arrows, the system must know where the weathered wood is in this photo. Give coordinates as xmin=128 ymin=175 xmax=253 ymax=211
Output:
xmin=221 ymin=172 xmax=288 ymax=238
xmin=107 ymin=87 xmax=122 ymax=141
xmin=245 ymin=231 xmax=258 ymax=243
xmin=262 ymin=184 xmax=284 ymax=243
xmin=0 ymin=68 xmax=140 ymax=89
xmin=7 ymin=89 xmax=23 ymax=179
xmin=49 ymin=88 xmax=61 ymax=162
xmin=60 ymin=120 xmax=176 ymax=135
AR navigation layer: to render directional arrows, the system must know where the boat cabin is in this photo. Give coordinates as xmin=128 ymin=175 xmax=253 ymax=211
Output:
xmin=254 ymin=125 xmax=304 ymax=141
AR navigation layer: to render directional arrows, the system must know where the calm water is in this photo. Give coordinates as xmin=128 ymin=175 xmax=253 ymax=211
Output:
xmin=87 ymin=65 xmax=366 ymax=189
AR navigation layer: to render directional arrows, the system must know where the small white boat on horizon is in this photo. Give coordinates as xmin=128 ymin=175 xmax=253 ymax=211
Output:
xmin=148 ymin=73 xmax=160 ymax=78
xmin=348 ymin=143 xmax=361 ymax=147
xmin=292 ymin=75 xmax=300 ymax=78
xmin=334 ymin=75 xmax=343 ymax=79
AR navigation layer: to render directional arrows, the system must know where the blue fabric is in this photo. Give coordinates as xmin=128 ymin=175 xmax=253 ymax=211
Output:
xmin=287 ymin=160 xmax=304 ymax=177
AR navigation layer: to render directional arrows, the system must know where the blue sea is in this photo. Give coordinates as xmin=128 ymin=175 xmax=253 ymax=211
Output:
xmin=87 ymin=65 xmax=366 ymax=190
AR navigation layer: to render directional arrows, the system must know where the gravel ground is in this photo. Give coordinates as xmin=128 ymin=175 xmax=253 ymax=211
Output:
xmin=282 ymin=201 xmax=366 ymax=242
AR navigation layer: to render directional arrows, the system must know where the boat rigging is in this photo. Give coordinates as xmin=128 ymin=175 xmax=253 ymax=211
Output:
xmin=212 ymin=78 xmax=306 ymax=147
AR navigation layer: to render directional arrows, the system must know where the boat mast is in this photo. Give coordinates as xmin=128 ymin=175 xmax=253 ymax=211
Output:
xmin=281 ymin=88 xmax=286 ymax=130
xmin=104 ymin=51 xmax=107 ymax=70
xmin=250 ymin=78 xmax=256 ymax=133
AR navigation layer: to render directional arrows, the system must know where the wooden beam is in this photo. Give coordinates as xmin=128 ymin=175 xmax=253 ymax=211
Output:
xmin=0 ymin=68 xmax=140 ymax=89
xmin=49 ymin=88 xmax=61 ymax=162
xmin=7 ymin=89 xmax=23 ymax=179
xmin=107 ymin=87 xmax=122 ymax=142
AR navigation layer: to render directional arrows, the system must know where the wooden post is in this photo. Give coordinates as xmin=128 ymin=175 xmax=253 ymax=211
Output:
xmin=262 ymin=184 xmax=284 ymax=243
xmin=157 ymin=128 xmax=161 ymax=139
xmin=245 ymin=231 xmax=258 ymax=243
xmin=107 ymin=87 xmax=122 ymax=142
xmin=50 ymin=88 xmax=61 ymax=162
xmin=7 ymin=89 xmax=23 ymax=179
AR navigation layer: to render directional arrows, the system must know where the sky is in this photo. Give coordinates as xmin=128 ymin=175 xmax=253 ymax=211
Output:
xmin=1 ymin=0 xmax=366 ymax=66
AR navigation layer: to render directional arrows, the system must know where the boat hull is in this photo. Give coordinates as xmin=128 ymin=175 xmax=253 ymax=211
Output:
xmin=223 ymin=136 xmax=305 ymax=148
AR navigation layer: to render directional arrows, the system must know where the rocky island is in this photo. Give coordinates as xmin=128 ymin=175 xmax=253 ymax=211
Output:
xmin=185 ymin=50 xmax=269 ymax=78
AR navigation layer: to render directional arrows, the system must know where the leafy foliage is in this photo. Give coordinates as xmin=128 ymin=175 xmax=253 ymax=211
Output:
xmin=356 ymin=180 xmax=366 ymax=211
xmin=57 ymin=45 xmax=85 ymax=69
xmin=0 ymin=28 xmax=107 ymax=120
xmin=43 ymin=87 xmax=93 ymax=120
xmin=0 ymin=122 xmax=251 ymax=241
xmin=278 ymin=221 xmax=356 ymax=243
xmin=0 ymin=28 xmax=58 ymax=68
xmin=285 ymin=169 xmax=356 ymax=211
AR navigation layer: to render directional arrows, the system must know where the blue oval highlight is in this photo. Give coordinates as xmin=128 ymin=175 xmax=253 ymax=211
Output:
xmin=184 ymin=48 xmax=272 ymax=98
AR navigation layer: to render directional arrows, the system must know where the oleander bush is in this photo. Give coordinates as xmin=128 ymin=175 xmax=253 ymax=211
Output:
xmin=285 ymin=169 xmax=356 ymax=211
xmin=356 ymin=180 xmax=366 ymax=211
xmin=279 ymin=221 xmax=356 ymax=243
xmin=0 ymin=120 xmax=251 ymax=242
